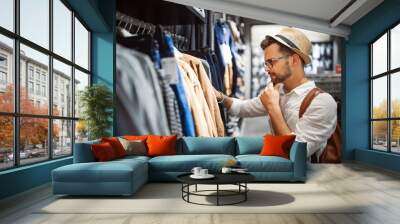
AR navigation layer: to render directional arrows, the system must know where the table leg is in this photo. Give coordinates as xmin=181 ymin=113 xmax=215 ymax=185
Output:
xmin=217 ymin=184 xmax=219 ymax=206
xmin=245 ymin=183 xmax=247 ymax=201
xmin=195 ymin=184 xmax=197 ymax=192
xmin=188 ymin=184 xmax=191 ymax=202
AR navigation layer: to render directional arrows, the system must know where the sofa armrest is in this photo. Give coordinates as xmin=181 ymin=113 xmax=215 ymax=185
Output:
xmin=73 ymin=140 xmax=100 ymax=163
xmin=289 ymin=141 xmax=307 ymax=181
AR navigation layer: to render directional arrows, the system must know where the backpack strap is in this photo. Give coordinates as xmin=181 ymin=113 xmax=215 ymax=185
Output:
xmin=299 ymin=87 xmax=324 ymax=163
xmin=299 ymin=87 xmax=324 ymax=119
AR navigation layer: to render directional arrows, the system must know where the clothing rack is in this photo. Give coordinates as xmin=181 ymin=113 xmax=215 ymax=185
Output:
xmin=116 ymin=11 xmax=189 ymax=49
xmin=116 ymin=11 xmax=156 ymax=36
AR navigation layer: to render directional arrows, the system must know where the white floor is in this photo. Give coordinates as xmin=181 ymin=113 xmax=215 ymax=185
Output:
xmin=1 ymin=162 xmax=400 ymax=224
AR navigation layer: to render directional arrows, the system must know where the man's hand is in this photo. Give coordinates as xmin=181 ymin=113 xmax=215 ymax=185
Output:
xmin=213 ymin=88 xmax=233 ymax=110
xmin=259 ymin=82 xmax=281 ymax=111
xmin=214 ymin=88 xmax=224 ymax=101
xmin=259 ymin=83 xmax=292 ymax=135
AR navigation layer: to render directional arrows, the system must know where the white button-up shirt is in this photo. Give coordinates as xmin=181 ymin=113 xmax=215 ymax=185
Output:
xmin=229 ymin=81 xmax=337 ymax=157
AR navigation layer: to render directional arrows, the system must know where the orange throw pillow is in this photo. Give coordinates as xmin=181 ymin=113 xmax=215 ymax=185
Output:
xmin=101 ymin=137 xmax=126 ymax=158
xmin=124 ymin=135 xmax=150 ymax=141
xmin=146 ymin=135 xmax=177 ymax=157
xmin=260 ymin=134 xmax=296 ymax=159
xmin=91 ymin=142 xmax=117 ymax=161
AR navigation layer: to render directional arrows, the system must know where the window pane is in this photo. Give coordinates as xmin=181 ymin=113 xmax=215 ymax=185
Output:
xmin=53 ymin=119 xmax=72 ymax=158
xmin=372 ymin=121 xmax=388 ymax=151
xmin=20 ymin=117 xmax=49 ymax=165
xmin=20 ymin=0 xmax=49 ymax=49
xmin=372 ymin=33 xmax=387 ymax=76
xmin=20 ymin=44 xmax=49 ymax=115
xmin=74 ymin=69 xmax=89 ymax=118
xmin=75 ymin=120 xmax=88 ymax=143
xmin=0 ymin=0 xmax=14 ymax=31
xmin=74 ymin=17 xmax=89 ymax=70
xmin=0 ymin=116 xmax=13 ymax=170
xmin=391 ymin=24 xmax=400 ymax=70
xmin=53 ymin=59 xmax=72 ymax=117
xmin=372 ymin=76 xmax=387 ymax=119
xmin=391 ymin=120 xmax=400 ymax=153
xmin=53 ymin=0 xmax=72 ymax=60
xmin=0 ymin=34 xmax=14 ymax=112
xmin=391 ymin=72 xmax=400 ymax=118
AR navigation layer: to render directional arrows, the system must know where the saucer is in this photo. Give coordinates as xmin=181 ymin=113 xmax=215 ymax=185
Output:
xmin=190 ymin=174 xmax=215 ymax=179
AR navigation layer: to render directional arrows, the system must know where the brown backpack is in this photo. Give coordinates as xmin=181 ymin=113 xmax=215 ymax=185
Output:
xmin=299 ymin=88 xmax=342 ymax=163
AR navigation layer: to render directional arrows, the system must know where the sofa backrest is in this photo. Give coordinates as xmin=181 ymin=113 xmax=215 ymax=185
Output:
xmin=179 ymin=137 xmax=236 ymax=155
xmin=235 ymin=137 xmax=264 ymax=155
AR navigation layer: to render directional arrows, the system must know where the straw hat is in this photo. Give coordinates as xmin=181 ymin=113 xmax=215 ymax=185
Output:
xmin=264 ymin=27 xmax=312 ymax=65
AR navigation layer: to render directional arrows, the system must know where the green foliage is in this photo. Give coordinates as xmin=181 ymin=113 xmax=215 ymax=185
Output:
xmin=373 ymin=99 xmax=400 ymax=140
xmin=79 ymin=84 xmax=114 ymax=140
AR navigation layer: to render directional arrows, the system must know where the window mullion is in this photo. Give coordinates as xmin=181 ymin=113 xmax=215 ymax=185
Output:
xmin=370 ymin=45 xmax=373 ymax=149
xmin=388 ymin=30 xmax=391 ymax=152
xmin=49 ymin=0 xmax=53 ymax=160
xmin=71 ymin=11 xmax=76 ymax=155
xmin=14 ymin=0 xmax=20 ymax=167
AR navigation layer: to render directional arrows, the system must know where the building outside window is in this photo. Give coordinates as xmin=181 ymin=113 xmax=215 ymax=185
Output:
xmin=0 ymin=54 xmax=7 ymax=67
xmin=36 ymin=83 xmax=40 ymax=95
xmin=0 ymin=54 xmax=7 ymax=90
xmin=42 ymin=85 xmax=46 ymax=97
xmin=0 ymin=0 xmax=91 ymax=170
xmin=35 ymin=70 xmax=40 ymax=81
xmin=0 ymin=71 xmax=6 ymax=85
xmin=41 ymin=73 xmax=46 ymax=83
xmin=28 ymin=81 xmax=34 ymax=94
xmin=28 ymin=66 xmax=34 ymax=80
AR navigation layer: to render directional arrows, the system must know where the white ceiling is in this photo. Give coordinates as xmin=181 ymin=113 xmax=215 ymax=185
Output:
xmin=223 ymin=0 xmax=352 ymax=22
xmin=164 ymin=0 xmax=384 ymax=38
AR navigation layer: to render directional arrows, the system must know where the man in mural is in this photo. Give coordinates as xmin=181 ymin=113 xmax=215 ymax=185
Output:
xmin=215 ymin=27 xmax=337 ymax=160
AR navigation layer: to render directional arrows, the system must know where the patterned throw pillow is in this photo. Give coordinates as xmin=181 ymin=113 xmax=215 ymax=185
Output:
xmin=118 ymin=137 xmax=147 ymax=156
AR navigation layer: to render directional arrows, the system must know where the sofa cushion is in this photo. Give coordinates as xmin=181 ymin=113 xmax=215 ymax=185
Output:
xmin=236 ymin=137 xmax=263 ymax=155
xmin=180 ymin=137 xmax=235 ymax=155
xmin=148 ymin=154 xmax=235 ymax=172
xmin=52 ymin=159 xmax=147 ymax=183
xmin=147 ymin=135 xmax=177 ymax=157
xmin=236 ymin=155 xmax=293 ymax=172
xmin=118 ymin=137 xmax=147 ymax=156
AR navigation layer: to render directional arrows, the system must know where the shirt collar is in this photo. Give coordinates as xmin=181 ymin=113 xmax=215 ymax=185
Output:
xmin=279 ymin=80 xmax=316 ymax=96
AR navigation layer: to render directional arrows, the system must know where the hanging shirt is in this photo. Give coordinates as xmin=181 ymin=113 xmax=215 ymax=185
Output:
xmin=163 ymin=34 xmax=196 ymax=137
xmin=214 ymin=21 xmax=239 ymax=96
xmin=177 ymin=59 xmax=213 ymax=136
xmin=181 ymin=53 xmax=225 ymax=136
xmin=116 ymin=44 xmax=170 ymax=136
xmin=229 ymin=81 xmax=337 ymax=157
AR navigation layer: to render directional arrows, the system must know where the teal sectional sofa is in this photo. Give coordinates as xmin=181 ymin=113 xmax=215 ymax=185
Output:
xmin=52 ymin=137 xmax=307 ymax=196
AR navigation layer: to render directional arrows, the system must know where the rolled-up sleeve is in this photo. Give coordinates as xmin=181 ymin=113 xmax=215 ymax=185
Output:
xmin=228 ymin=97 xmax=268 ymax=117
xmin=294 ymin=93 xmax=337 ymax=157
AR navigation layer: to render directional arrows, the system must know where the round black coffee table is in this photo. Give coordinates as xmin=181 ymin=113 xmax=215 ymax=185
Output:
xmin=177 ymin=173 xmax=255 ymax=206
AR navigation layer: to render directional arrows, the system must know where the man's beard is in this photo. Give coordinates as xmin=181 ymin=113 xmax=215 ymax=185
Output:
xmin=269 ymin=63 xmax=292 ymax=85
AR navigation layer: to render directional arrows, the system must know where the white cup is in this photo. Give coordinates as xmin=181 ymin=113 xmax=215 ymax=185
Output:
xmin=191 ymin=167 xmax=202 ymax=176
xmin=200 ymin=169 xmax=208 ymax=176
xmin=221 ymin=167 xmax=232 ymax=174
